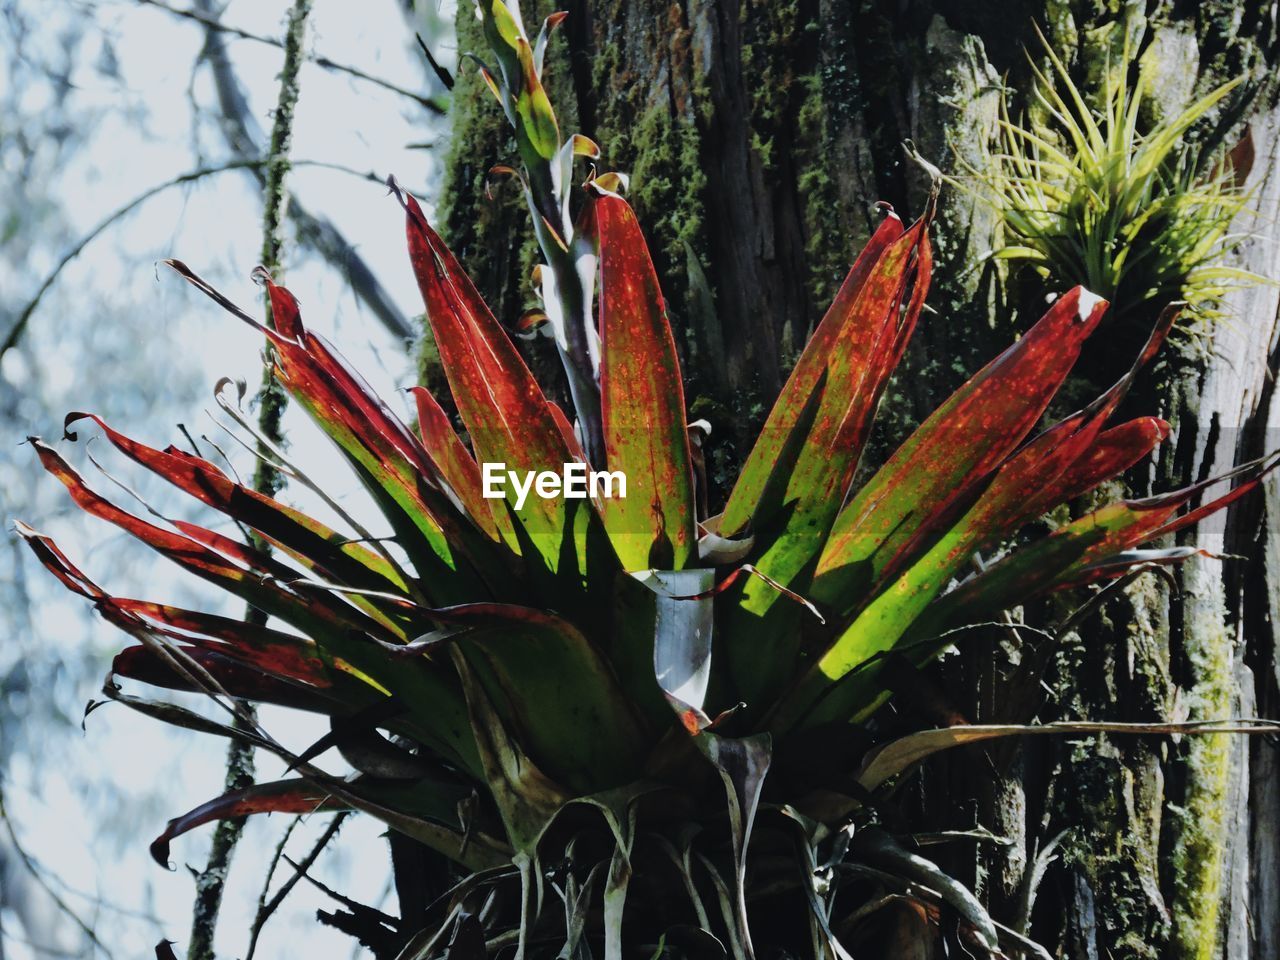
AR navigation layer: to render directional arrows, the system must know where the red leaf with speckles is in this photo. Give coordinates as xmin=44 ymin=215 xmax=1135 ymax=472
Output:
xmin=399 ymin=188 xmax=574 ymax=568
xmin=594 ymin=188 xmax=697 ymax=572
xmin=812 ymin=286 xmax=1110 ymax=619
xmin=720 ymin=208 xmax=908 ymax=536
xmin=720 ymin=210 xmax=933 ymax=708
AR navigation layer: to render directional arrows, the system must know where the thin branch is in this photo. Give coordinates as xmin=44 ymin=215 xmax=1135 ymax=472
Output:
xmin=0 ymin=158 xmax=383 ymax=362
xmin=245 ymin=817 xmax=303 ymax=959
xmin=194 ymin=0 xmax=416 ymax=342
xmin=0 ymin=919 xmax=87 ymax=960
xmin=415 ymin=33 xmax=454 ymax=91
xmin=244 ymin=814 xmax=348 ymax=960
xmin=187 ymin=4 xmax=313 ymax=958
xmin=0 ymin=786 xmax=118 ymax=960
xmin=135 ymin=0 xmax=445 ymax=113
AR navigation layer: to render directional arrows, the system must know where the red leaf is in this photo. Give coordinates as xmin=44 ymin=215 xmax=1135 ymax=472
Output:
xmin=28 ymin=441 xmax=392 ymax=641
xmin=594 ymin=189 xmax=697 ymax=571
xmin=548 ymin=401 xmax=586 ymax=462
xmin=814 ymin=287 xmax=1109 ymax=616
xmin=150 ymin=779 xmax=344 ymax=867
xmin=408 ymin=386 xmax=507 ymax=543
xmin=111 ymin=644 xmax=336 ymax=711
xmin=720 ymin=209 xmax=907 ymax=534
xmin=12 ymin=521 xmax=107 ymax=599
xmin=398 ymin=187 xmax=573 ymax=563
xmin=918 ymin=452 xmax=1280 ymax=636
xmin=111 ymin=599 xmax=332 ymax=687
xmin=1041 ymin=417 xmax=1170 ymax=506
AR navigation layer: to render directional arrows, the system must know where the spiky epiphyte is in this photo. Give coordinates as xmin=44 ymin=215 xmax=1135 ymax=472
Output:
xmin=977 ymin=29 xmax=1252 ymax=333
xmin=20 ymin=6 xmax=1276 ymax=958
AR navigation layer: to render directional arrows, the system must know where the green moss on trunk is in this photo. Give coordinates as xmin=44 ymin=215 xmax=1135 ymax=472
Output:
xmin=1170 ymin=562 xmax=1235 ymax=960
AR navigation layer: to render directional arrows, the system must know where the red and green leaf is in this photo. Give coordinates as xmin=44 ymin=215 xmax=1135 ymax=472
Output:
xmin=721 ymin=213 xmax=932 ymax=707
xmin=149 ymin=779 xmax=345 ymax=867
xmin=112 ymin=645 xmax=338 ymax=713
xmin=64 ymin=412 xmax=413 ymax=602
xmin=110 ymin=599 xmax=332 ymax=688
xmin=409 ymin=385 xmax=508 ymax=543
xmin=261 ymin=281 xmax=503 ymax=595
xmin=28 ymin=441 xmax=393 ymax=642
xmin=164 ymin=261 xmax=499 ymax=600
xmin=720 ymin=210 xmax=907 ymax=533
xmin=399 ymin=188 xmax=577 ymax=568
xmin=811 ymin=287 xmax=1110 ymax=619
xmin=594 ymin=188 xmax=697 ymax=572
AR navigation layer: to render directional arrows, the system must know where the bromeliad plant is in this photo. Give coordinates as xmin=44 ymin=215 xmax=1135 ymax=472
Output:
xmin=19 ymin=6 xmax=1276 ymax=959
xmin=977 ymin=29 xmax=1253 ymax=329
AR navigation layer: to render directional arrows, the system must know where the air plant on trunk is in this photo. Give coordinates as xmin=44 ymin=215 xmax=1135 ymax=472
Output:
xmin=19 ymin=5 xmax=1277 ymax=958
xmin=975 ymin=28 xmax=1253 ymax=335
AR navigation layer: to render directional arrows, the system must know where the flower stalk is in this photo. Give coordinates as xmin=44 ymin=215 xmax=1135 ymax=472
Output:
xmin=474 ymin=0 xmax=606 ymax=466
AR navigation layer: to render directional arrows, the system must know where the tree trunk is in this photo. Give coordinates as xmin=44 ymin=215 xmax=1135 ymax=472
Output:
xmin=438 ymin=1 xmax=1280 ymax=956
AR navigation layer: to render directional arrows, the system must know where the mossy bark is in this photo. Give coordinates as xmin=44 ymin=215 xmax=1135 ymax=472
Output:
xmin=438 ymin=1 xmax=1280 ymax=956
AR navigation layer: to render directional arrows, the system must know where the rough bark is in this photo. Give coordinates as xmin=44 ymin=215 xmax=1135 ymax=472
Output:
xmin=439 ymin=1 xmax=1280 ymax=957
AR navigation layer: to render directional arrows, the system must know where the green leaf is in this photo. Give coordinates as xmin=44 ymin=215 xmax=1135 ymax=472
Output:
xmin=514 ymin=39 xmax=559 ymax=161
xmin=448 ymin=645 xmax=568 ymax=854
xmin=454 ymin=608 xmax=649 ymax=794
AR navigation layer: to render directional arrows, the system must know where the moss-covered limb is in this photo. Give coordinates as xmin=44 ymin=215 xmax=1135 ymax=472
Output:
xmin=187 ymin=5 xmax=311 ymax=958
xmin=1167 ymin=559 xmax=1236 ymax=960
xmin=251 ymin=0 xmax=311 ymax=502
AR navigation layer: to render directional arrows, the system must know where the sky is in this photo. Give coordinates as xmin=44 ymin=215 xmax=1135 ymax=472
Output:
xmin=0 ymin=1 xmax=466 ymax=956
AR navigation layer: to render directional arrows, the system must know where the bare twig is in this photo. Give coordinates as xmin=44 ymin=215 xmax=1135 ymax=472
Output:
xmin=0 ymin=786 xmax=118 ymax=960
xmin=0 ymin=158 xmax=382 ymax=362
xmin=244 ymin=814 xmax=348 ymax=960
xmin=136 ymin=0 xmax=446 ymax=112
